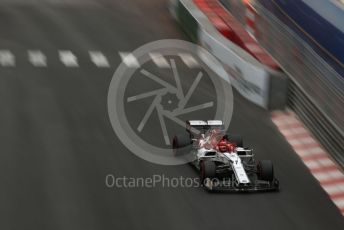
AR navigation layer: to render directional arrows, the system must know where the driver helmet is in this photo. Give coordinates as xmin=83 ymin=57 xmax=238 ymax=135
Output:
xmin=217 ymin=140 xmax=228 ymax=152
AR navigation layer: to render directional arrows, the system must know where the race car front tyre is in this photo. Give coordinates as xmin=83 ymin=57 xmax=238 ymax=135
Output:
xmin=200 ymin=160 xmax=216 ymax=183
xmin=172 ymin=134 xmax=191 ymax=156
xmin=257 ymin=160 xmax=274 ymax=182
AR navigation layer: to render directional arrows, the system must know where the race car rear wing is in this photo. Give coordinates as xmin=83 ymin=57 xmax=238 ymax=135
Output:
xmin=187 ymin=120 xmax=223 ymax=126
xmin=187 ymin=120 xmax=208 ymax=126
xmin=207 ymin=120 xmax=223 ymax=126
xmin=186 ymin=120 xmax=224 ymax=135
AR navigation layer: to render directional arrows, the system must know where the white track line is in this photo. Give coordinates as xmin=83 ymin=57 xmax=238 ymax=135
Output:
xmin=288 ymin=137 xmax=317 ymax=147
xmin=333 ymin=198 xmax=344 ymax=209
xmin=59 ymin=50 xmax=78 ymax=67
xmin=280 ymin=126 xmax=308 ymax=137
xmin=149 ymin=53 xmax=170 ymax=68
xmin=28 ymin=50 xmax=47 ymax=67
xmin=323 ymin=183 xmax=344 ymax=195
xmin=119 ymin=52 xmax=140 ymax=68
xmin=311 ymin=167 xmax=343 ymax=183
xmin=89 ymin=51 xmax=110 ymax=68
xmin=304 ymin=158 xmax=335 ymax=170
xmin=273 ymin=117 xmax=299 ymax=126
xmin=0 ymin=50 xmax=15 ymax=67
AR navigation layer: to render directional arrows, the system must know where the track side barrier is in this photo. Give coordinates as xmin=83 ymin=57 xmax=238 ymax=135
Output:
xmin=221 ymin=0 xmax=344 ymax=167
xmin=170 ymin=0 xmax=287 ymax=109
xmin=193 ymin=0 xmax=279 ymax=70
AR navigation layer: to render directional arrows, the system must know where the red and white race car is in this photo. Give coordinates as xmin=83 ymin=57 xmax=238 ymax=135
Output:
xmin=172 ymin=120 xmax=279 ymax=192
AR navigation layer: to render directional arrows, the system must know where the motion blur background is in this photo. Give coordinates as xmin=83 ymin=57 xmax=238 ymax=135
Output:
xmin=0 ymin=0 xmax=343 ymax=229
xmin=222 ymin=0 xmax=344 ymax=166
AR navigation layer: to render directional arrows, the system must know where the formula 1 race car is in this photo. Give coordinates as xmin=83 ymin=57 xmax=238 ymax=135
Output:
xmin=172 ymin=120 xmax=279 ymax=192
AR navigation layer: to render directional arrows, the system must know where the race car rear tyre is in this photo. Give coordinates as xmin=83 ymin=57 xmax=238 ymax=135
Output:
xmin=200 ymin=160 xmax=216 ymax=183
xmin=226 ymin=134 xmax=243 ymax=147
xmin=257 ymin=160 xmax=274 ymax=182
xmin=172 ymin=134 xmax=191 ymax=156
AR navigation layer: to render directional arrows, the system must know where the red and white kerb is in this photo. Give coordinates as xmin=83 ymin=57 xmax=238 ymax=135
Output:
xmin=272 ymin=111 xmax=344 ymax=216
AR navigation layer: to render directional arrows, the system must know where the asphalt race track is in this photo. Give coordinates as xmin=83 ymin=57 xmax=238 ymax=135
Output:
xmin=0 ymin=0 xmax=343 ymax=229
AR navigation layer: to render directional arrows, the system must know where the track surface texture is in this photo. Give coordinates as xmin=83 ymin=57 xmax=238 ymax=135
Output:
xmin=0 ymin=0 xmax=343 ymax=229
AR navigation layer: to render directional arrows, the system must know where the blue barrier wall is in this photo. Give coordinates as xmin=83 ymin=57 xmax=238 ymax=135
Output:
xmin=256 ymin=0 xmax=344 ymax=77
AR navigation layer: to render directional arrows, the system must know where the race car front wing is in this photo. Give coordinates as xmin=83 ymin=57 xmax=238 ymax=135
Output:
xmin=203 ymin=178 xmax=279 ymax=192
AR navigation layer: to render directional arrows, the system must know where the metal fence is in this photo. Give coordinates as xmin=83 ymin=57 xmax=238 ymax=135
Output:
xmin=222 ymin=0 xmax=344 ymax=166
